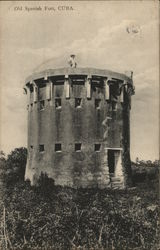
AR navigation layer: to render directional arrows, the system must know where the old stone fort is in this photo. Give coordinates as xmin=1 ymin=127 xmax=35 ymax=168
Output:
xmin=24 ymin=56 xmax=135 ymax=189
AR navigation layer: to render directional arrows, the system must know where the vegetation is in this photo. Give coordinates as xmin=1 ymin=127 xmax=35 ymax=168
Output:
xmin=131 ymin=159 xmax=159 ymax=184
xmin=0 ymin=148 xmax=159 ymax=249
xmin=0 ymin=148 xmax=27 ymax=187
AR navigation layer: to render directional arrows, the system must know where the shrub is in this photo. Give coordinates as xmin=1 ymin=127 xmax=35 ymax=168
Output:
xmin=1 ymin=147 xmax=27 ymax=188
xmin=35 ymin=172 xmax=55 ymax=200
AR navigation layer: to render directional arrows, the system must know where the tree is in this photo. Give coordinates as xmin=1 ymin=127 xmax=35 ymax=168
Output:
xmin=0 ymin=150 xmax=6 ymax=161
xmin=4 ymin=147 xmax=27 ymax=186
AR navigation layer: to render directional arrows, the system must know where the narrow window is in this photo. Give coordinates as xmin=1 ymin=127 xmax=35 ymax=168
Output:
xmin=40 ymin=100 xmax=45 ymax=110
xmin=95 ymin=99 xmax=101 ymax=109
xmin=30 ymin=145 xmax=33 ymax=149
xmin=39 ymin=144 xmax=44 ymax=152
xmin=55 ymin=143 xmax=61 ymax=152
xmin=112 ymin=102 xmax=117 ymax=111
xmin=110 ymin=84 xmax=119 ymax=102
xmin=30 ymin=85 xmax=34 ymax=93
xmin=55 ymin=98 xmax=61 ymax=109
xmin=30 ymin=103 xmax=33 ymax=111
xmin=95 ymin=144 xmax=101 ymax=152
xmin=75 ymin=143 xmax=81 ymax=152
xmin=108 ymin=150 xmax=115 ymax=174
xmin=75 ymin=98 xmax=82 ymax=108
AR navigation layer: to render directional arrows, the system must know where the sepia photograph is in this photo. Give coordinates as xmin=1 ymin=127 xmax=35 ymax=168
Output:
xmin=0 ymin=1 xmax=159 ymax=249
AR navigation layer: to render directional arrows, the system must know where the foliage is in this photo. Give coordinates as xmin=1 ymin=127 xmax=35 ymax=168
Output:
xmin=0 ymin=151 xmax=6 ymax=162
xmin=131 ymin=161 xmax=159 ymax=184
xmin=35 ymin=172 xmax=55 ymax=200
xmin=0 ymin=149 xmax=159 ymax=249
xmin=135 ymin=158 xmax=160 ymax=167
xmin=0 ymin=147 xmax=27 ymax=187
xmin=1 ymin=178 xmax=159 ymax=250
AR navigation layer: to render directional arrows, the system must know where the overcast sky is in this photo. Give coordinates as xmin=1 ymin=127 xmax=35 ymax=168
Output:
xmin=0 ymin=1 xmax=159 ymax=161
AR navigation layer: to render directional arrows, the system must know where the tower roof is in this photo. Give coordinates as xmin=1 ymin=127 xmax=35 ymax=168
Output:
xmin=25 ymin=67 xmax=132 ymax=85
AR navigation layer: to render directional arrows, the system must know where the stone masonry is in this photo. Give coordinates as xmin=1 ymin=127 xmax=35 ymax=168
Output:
xmin=24 ymin=67 xmax=135 ymax=189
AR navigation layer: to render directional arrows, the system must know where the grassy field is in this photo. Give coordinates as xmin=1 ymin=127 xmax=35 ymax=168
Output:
xmin=0 ymin=176 xmax=159 ymax=250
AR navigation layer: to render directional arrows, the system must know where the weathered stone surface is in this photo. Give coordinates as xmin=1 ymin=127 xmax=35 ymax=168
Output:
xmin=25 ymin=68 xmax=134 ymax=188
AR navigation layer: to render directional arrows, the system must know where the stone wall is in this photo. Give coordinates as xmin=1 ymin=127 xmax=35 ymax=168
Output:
xmin=25 ymin=68 xmax=134 ymax=188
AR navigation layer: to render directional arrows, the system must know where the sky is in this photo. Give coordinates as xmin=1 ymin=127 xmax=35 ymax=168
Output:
xmin=0 ymin=1 xmax=159 ymax=161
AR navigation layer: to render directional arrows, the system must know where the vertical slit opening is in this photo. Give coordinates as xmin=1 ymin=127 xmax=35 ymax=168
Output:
xmin=40 ymin=100 xmax=45 ymax=110
xmin=75 ymin=98 xmax=82 ymax=108
xmin=95 ymin=99 xmax=101 ymax=109
xmin=55 ymin=98 xmax=61 ymax=109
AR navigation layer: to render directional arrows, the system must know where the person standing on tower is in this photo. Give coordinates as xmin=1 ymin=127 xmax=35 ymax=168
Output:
xmin=68 ymin=54 xmax=77 ymax=68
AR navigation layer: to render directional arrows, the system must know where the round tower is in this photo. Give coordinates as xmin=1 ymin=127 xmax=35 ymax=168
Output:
xmin=24 ymin=65 xmax=135 ymax=188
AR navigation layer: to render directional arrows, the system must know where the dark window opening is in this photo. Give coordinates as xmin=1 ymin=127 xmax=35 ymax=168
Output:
xmin=55 ymin=98 xmax=61 ymax=109
xmin=30 ymin=85 xmax=34 ymax=93
xmin=30 ymin=145 xmax=33 ymax=149
xmin=92 ymin=85 xmax=97 ymax=92
xmin=110 ymin=84 xmax=120 ymax=102
xmin=112 ymin=101 xmax=117 ymax=111
xmin=72 ymin=80 xmax=84 ymax=85
xmin=75 ymin=98 xmax=82 ymax=108
xmin=91 ymin=80 xmax=103 ymax=92
xmin=108 ymin=150 xmax=115 ymax=174
xmin=55 ymin=144 xmax=62 ymax=152
xmin=95 ymin=144 xmax=101 ymax=152
xmin=38 ymin=82 xmax=46 ymax=88
xmin=39 ymin=144 xmax=44 ymax=152
xmin=95 ymin=99 xmax=101 ymax=109
xmin=54 ymin=80 xmax=64 ymax=85
xmin=30 ymin=103 xmax=33 ymax=110
xmin=40 ymin=100 xmax=45 ymax=110
xmin=75 ymin=143 xmax=81 ymax=152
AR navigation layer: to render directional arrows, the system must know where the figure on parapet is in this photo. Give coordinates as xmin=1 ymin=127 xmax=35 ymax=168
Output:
xmin=68 ymin=54 xmax=77 ymax=68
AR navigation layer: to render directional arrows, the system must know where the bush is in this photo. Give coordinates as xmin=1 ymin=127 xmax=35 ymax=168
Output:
xmin=0 ymin=151 xmax=159 ymax=249
xmin=35 ymin=172 xmax=55 ymax=200
xmin=0 ymin=147 xmax=27 ymax=188
xmin=1 ymin=181 xmax=159 ymax=250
